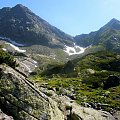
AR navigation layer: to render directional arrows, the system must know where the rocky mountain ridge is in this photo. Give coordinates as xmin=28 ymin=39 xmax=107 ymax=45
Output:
xmin=0 ymin=4 xmax=73 ymax=48
xmin=0 ymin=3 xmax=86 ymax=62
xmin=74 ymin=18 xmax=120 ymax=53
xmin=1 ymin=4 xmax=120 ymax=61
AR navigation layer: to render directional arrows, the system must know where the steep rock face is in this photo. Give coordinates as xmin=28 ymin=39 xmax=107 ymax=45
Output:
xmin=0 ymin=64 xmax=64 ymax=120
xmin=0 ymin=4 xmax=73 ymax=48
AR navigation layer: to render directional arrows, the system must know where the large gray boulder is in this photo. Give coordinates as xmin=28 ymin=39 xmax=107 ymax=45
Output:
xmin=48 ymin=93 xmax=116 ymax=120
xmin=0 ymin=64 xmax=64 ymax=120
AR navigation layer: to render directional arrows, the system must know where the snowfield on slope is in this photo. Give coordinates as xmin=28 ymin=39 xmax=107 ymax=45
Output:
xmin=64 ymin=43 xmax=86 ymax=56
xmin=7 ymin=43 xmax=26 ymax=53
xmin=0 ymin=36 xmax=26 ymax=53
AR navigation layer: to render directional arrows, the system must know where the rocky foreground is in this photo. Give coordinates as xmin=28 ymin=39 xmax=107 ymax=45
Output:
xmin=0 ymin=64 xmax=119 ymax=120
xmin=0 ymin=109 xmax=14 ymax=120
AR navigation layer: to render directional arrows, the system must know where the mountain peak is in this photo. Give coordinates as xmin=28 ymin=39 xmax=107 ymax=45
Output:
xmin=106 ymin=18 xmax=120 ymax=27
xmin=15 ymin=4 xmax=24 ymax=7
xmin=13 ymin=4 xmax=26 ymax=9
xmin=109 ymin=18 xmax=119 ymax=23
xmin=12 ymin=4 xmax=31 ymax=13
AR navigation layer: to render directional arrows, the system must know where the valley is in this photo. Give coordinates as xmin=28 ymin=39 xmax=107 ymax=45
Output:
xmin=0 ymin=4 xmax=120 ymax=120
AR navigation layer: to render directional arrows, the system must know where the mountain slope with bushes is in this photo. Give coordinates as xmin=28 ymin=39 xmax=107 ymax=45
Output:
xmin=0 ymin=49 xmax=117 ymax=120
xmin=36 ymin=51 xmax=120 ymax=113
xmin=75 ymin=18 xmax=120 ymax=53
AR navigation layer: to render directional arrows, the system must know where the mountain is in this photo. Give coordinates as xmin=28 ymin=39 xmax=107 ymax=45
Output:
xmin=74 ymin=18 xmax=120 ymax=53
xmin=2 ymin=4 xmax=120 ymax=61
xmin=0 ymin=4 xmax=73 ymax=48
xmin=0 ymin=4 xmax=88 ymax=64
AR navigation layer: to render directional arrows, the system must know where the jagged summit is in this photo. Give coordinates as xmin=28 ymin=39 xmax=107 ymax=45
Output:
xmin=11 ymin=4 xmax=33 ymax=14
xmin=14 ymin=4 xmax=25 ymax=8
xmin=0 ymin=4 xmax=27 ymax=14
xmin=104 ymin=18 xmax=120 ymax=30
xmin=12 ymin=4 xmax=27 ymax=11
xmin=107 ymin=18 xmax=120 ymax=24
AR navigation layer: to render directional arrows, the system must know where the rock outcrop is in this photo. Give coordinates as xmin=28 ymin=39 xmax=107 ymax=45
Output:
xmin=0 ymin=64 xmax=64 ymax=120
xmin=113 ymin=111 xmax=120 ymax=120
xmin=40 ymin=88 xmax=116 ymax=120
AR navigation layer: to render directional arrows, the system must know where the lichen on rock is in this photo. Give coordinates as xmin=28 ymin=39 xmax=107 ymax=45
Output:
xmin=0 ymin=65 xmax=64 ymax=120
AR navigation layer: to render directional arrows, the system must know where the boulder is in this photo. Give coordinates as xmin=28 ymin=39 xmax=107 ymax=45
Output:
xmin=113 ymin=111 xmax=120 ymax=120
xmin=71 ymin=107 xmax=115 ymax=120
xmin=51 ymin=95 xmax=116 ymax=120
xmin=0 ymin=65 xmax=64 ymax=120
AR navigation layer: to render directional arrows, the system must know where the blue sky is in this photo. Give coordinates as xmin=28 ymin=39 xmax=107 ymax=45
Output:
xmin=0 ymin=0 xmax=120 ymax=36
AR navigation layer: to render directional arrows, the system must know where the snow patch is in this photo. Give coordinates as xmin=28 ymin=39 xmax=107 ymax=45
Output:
xmin=0 ymin=36 xmax=26 ymax=52
xmin=2 ymin=48 xmax=7 ymax=51
xmin=113 ymin=36 xmax=117 ymax=40
xmin=32 ymin=60 xmax=37 ymax=64
xmin=7 ymin=43 xmax=26 ymax=53
xmin=64 ymin=43 xmax=86 ymax=56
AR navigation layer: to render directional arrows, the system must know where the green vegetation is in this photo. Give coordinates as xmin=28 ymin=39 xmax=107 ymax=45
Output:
xmin=0 ymin=48 xmax=18 ymax=68
xmin=75 ymin=19 xmax=120 ymax=53
xmin=42 ymin=51 xmax=120 ymax=77
xmin=30 ymin=51 xmax=120 ymax=112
